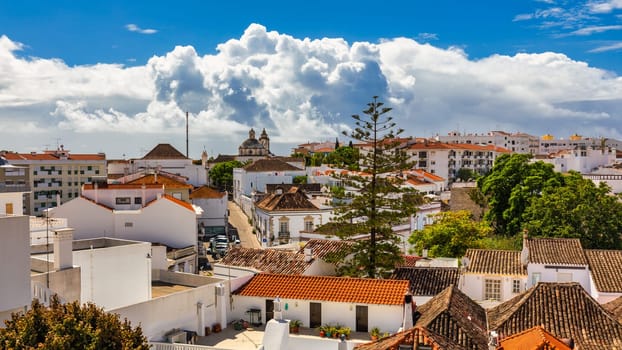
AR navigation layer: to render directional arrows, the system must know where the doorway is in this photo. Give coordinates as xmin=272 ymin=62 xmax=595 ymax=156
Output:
xmin=310 ymin=302 xmax=322 ymax=328
xmin=356 ymin=305 xmax=368 ymax=332
xmin=265 ymin=299 xmax=274 ymax=322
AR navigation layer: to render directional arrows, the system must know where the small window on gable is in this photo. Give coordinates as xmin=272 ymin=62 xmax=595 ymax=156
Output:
xmin=116 ymin=197 xmax=131 ymax=205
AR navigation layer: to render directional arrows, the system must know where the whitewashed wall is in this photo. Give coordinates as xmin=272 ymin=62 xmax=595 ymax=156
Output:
xmin=459 ymin=273 xmax=527 ymax=303
xmin=52 ymin=197 xmax=197 ymax=248
xmin=0 ymin=215 xmax=30 ymax=313
xmin=230 ymin=296 xmax=402 ymax=333
xmin=192 ymin=195 xmax=227 ymax=228
xmin=73 ymin=240 xmax=151 ymax=310
xmin=112 ymin=279 xmax=226 ymax=341
xmin=527 ymin=264 xmax=590 ymax=291
xmin=0 ymin=192 xmax=24 ymax=215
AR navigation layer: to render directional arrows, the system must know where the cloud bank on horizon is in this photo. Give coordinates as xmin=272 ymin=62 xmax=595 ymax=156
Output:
xmin=1 ymin=23 xmax=621 ymax=158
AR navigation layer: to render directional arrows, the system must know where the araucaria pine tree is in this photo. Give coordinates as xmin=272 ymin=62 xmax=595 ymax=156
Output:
xmin=325 ymin=96 xmax=419 ymax=278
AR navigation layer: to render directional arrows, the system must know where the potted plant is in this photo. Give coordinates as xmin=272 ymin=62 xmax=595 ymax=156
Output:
xmin=324 ymin=325 xmax=333 ymax=338
xmin=370 ymin=326 xmax=380 ymax=341
xmin=289 ymin=320 xmax=302 ymax=334
xmin=212 ymin=322 xmax=222 ymax=333
xmin=339 ymin=326 xmax=351 ymax=340
xmin=331 ymin=325 xmax=339 ymax=338
xmin=319 ymin=325 xmax=326 ymax=337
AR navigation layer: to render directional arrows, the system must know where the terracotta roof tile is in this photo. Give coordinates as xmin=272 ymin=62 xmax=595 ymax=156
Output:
xmin=218 ymin=248 xmax=310 ymax=275
xmin=190 ymin=186 xmax=227 ymax=199
xmin=487 ymin=282 xmax=622 ymax=350
xmin=127 ymin=174 xmax=193 ymax=189
xmin=585 ymin=249 xmax=622 ymax=293
xmin=464 ymin=249 xmax=526 ymax=276
xmin=141 ymin=144 xmax=187 ymax=159
xmin=604 ymin=296 xmax=622 ymax=324
xmin=299 ymin=239 xmax=355 ymax=260
xmin=391 ymin=267 xmax=460 ymax=296
xmin=354 ymin=327 xmax=456 ymax=350
xmin=255 ymin=187 xmax=319 ymax=211
xmin=397 ymin=255 xmax=423 ymax=268
xmin=498 ymin=326 xmax=572 ymax=350
xmin=414 ymin=285 xmax=489 ymax=349
xmin=83 ymin=183 xmax=163 ymax=190
xmin=243 ymin=159 xmax=302 ymax=172
xmin=159 ymin=194 xmax=195 ymax=212
xmin=527 ymin=238 xmax=588 ymax=265
xmin=4 ymin=152 xmax=105 ymax=161
xmin=234 ymin=273 xmax=409 ymax=305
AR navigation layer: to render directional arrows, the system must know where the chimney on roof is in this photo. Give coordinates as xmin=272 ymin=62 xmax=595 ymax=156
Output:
xmin=53 ymin=228 xmax=74 ymax=271
xmin=520 ymin=229 xmax=529 ymax=267
xmin=304 ymin=248 xmax=313 ymax=262
xmin=401 ymin=291 xmax=414 ymax=331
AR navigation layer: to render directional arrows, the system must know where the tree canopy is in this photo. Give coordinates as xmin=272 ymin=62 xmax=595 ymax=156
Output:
xmin=322 ymin=96 xmax=419 ymax=278
xmin=409 ymin=210 xmax=494 ymax=258
xmin=477 ymin=153 xmax=622 ymax=249
xmin=0 ymin=296 xmax=149 ymax=349
xmin=477 ymin=154 xmax=561 ymax=236
xmin=522 ymin=172 xmax=622 ymax=249
xmin=324 ymin=146 xmax=360 ymax=170
xmin=209 ymin=160 xmax=244 ymax=192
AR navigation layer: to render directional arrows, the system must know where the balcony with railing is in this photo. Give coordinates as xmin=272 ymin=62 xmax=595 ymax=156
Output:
xmin=278 ymin=231 xmax=290 ymax=245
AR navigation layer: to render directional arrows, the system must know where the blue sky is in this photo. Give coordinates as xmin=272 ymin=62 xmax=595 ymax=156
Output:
xmin=0 ymin=1 xmax=621 ymax=158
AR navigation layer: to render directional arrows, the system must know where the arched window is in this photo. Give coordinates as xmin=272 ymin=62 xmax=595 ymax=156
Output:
xmin=304 ymin=215 xmax=314 ymax=232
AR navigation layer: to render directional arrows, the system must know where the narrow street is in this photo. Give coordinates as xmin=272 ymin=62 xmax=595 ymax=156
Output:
xmin=228 ymin=201 xmax=262 ymax=249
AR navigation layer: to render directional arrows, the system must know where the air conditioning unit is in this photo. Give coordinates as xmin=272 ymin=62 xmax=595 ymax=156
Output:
xmin=167 ymin=330 xmax=187 ymax=344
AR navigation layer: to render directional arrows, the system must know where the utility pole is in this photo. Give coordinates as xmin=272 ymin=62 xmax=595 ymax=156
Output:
xmin=186 ymin=111 xmax=189 ymax=158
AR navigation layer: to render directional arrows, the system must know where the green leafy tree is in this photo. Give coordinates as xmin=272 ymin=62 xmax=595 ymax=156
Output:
xmin=324 ymin=96 xmax=419 ymax=278
xmin=522 ymin=172 xmax=622 ymax=249
xmin=456 ymin=168 xmax=477 ymax=182
xmin=209 ymin=160 xmax=244 ymax=192
xmin=409 ymin=210 xmax=493 ymax=258
xmin=477 ymin=154 xmax=561 ymax=235
xmin=293 ymin=175 xmax=307 ymax=184
xmin=0 ymin=296 xmax=149 ymax=349
xmin=324 ymin=146 xmax=360 ymax=170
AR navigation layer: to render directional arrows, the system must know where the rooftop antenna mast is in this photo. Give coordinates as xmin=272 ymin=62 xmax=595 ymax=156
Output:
xmin=186 ymin=111 xmax=189 ymax=158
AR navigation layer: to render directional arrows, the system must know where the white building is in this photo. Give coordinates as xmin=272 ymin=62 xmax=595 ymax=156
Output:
xmin=535 ymin=147 xmax=616 ymax=173
xmin=434 ymin=130 xmax=538 ymax=154
xmin=405 ymin=141 xmax=511 ymax=184
xmin=190 ymin=186 xmax=228 ymax=238
xmin=233 ymin=158 xmax=306 ymax=213
xmin=3 ymin=146 xmax=106 ymax=216
xmin=460 ymin=249 xmax=528 ymax=307
xmin=231 ymin=274 xmax=410 ymax=333
xmin=253 ymin=186 xmax=332 ymax=247
xmin=49 ymin=183 xmax=200 ymax=249
xmin=522 ymin=237 xmax=591 ymax=292
xmin=108 ymin=144 xmax=208 ymax=187
xmin=0 ymin=213 xmax=30 ymax=321
xmin=538 ymin=133 xmax=622 ymax=155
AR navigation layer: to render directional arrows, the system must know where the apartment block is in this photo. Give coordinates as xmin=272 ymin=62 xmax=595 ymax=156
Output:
xmin=3 ymin=146 xmax=106 ymax=216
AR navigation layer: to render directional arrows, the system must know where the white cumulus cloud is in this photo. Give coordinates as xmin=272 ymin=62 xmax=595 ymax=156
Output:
xmin=1 ymin=24 xmax=622 ymax=158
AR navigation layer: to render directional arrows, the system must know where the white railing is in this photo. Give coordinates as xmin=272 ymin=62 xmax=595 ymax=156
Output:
xmin=149 ymin=342 xmax=228 ymax=350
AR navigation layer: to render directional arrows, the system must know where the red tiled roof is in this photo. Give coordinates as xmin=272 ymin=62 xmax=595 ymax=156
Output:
xmin=82 ymin=183 xmax=163 ymax=190
xmin=234 ymin=273 xmax=409 ymax=305
xmin=127 ymin=174 xmax=193 ymax=189
xmin=487 ymin=282 xmax=622 ymax=350
xmin=218 ymin=248 xmax=310 ymax=275
xmin=527 ymin=238 xmax=587 ymax=265
xmin=464 ymin=249 xmax=526 ymax=276
xmin=190 ymin=186 xmax=226 ymax=199
xmin=585 ymin=249 xmax=622 ymax=293
xmin=410 ymin=169 xmax=445 ymax=182
xmin=4 ymin=152 xmax=105 ymax=161
xmin=141 ymin=144 xmax=187 ymax=159
xmin=498 ymin=326 xmax=572 ymax=350
xmin=161 ymin=194 xmax=195 ymax=212
xmin=255 ymin=187 xmax=318 ymax=211
xmin=299 ymin=239 xmax=355 ymax=260
xmin=391 ymin=267 xmax=460 ymax=296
